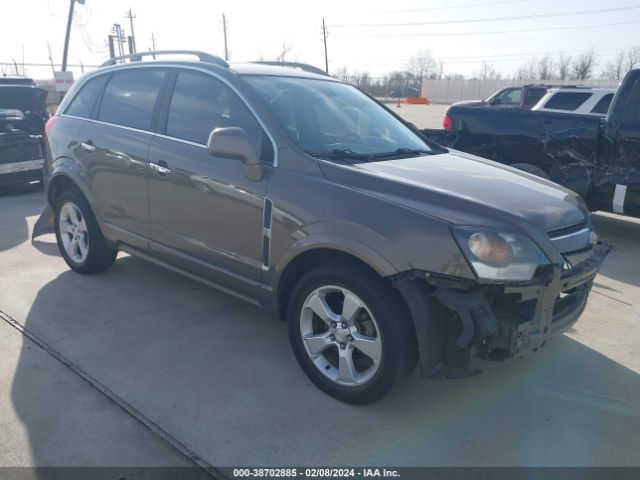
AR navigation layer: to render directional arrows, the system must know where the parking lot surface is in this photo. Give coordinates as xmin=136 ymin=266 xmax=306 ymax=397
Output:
xmin=1 ymin=187 xmax=639 ymax=468
xmin=394 ymin=103 xmax=448 ymax=129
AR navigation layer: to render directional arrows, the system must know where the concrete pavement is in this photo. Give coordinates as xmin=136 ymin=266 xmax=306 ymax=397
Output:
xmin=0 ymin=187 xmax=638 ymax=468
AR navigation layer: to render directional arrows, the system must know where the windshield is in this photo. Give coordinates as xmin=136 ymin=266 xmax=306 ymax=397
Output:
xmin=243 ymin=75 xmax=434 ymax=160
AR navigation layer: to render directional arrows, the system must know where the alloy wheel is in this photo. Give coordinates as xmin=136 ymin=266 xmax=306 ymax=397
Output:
xmin=299 ymin=285 xmax=382 ymax=387
xmin=58 ymin=202 xmax=89 ymax=264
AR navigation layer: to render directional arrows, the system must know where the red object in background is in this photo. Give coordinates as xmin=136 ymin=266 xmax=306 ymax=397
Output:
xmin=443 ymin=114 xmax=453 ymax=131
xmin=44 ymin=115 xmax=59 ymax=142
xmin=405 ymin=97 xmax=429 ymax=105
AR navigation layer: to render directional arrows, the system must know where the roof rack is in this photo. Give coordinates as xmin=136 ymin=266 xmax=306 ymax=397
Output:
xmin=251 ymin=61 xmax=328 ymax=76
xmin=100 ymin=50 xmax=229 ymax=68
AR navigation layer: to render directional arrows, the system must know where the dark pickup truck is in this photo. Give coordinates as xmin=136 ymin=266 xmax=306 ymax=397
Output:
xmin=0 ymin=81 xmax=48 ymax=187
xmin=426 ymin=70 xmax=640 ymax=219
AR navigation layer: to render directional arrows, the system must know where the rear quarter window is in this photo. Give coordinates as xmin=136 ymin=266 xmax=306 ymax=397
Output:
xmin=64 ymin=75 xmax=109 ymax=118
xmin=590 ymin=93 xmax=614 ymax=115
xmin=543 ymin=92 xmax=592 ymax=111
xmin=98 ymin=69 xmax=166 ymax=130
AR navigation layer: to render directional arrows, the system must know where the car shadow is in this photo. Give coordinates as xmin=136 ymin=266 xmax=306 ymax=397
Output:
xmin=592 ymin=212 xmax=640 ymax=291
xmin=10 ymin=254 xmax=640 ymax=467
xmin=0 ymin=183 xmax=46 ymax=253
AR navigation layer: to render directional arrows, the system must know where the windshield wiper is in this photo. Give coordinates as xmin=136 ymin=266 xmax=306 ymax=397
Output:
xmin=370 ymin=148 xmax=433 ymax=159
xmin=305 ymin=149 xmax=374 ymax=162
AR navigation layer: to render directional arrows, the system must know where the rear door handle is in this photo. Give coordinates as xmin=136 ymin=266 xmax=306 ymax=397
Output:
xmin=80 ymin=140 xmax=95 ymax=152
xmin=149 ymin=161 xmax=172 ymax=177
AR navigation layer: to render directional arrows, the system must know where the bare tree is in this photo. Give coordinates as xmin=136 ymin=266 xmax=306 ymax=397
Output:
xmin=274 ymin=42 xmax=293 ymax=63
xmin=603 ymin=51 xmax=625 ymax=81
xmin=333 ymin=66 xmax=350 ymax=82
xmin=352 ymin=71 xmax=371 ymax=91
xmin=435 ymin=60 xmax=445 ymax=80
xmin=556 ymin=53 xmax=572 ymax=80
xmin=516 ymin=60 xmax=536 ymax=81
xmin=473 ymin=62 xmax=501 ymax=80
xmin=571 ymin=49 xmax=596 ymax=80
xmin=625 ymin=47 xmax=640 ymax=74
xmin=537 ymin=55 xmax=554 ymax=80
xmin=407 ymin=50 xmax=437 ymax=86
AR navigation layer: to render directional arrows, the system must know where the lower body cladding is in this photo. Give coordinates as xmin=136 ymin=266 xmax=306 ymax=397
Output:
xmin=393 ymin=242 xmax=610 ymax=378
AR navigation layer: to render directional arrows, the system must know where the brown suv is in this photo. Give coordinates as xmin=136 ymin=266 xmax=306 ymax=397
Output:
xmin=43 ymin=51 xmax=608 ymax=404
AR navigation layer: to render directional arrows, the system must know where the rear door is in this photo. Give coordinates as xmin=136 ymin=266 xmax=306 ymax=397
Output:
xmin=147 ymin=69 xmax=273 ymax=296
xmin=76 ymin=68 xmax=167 ymax=249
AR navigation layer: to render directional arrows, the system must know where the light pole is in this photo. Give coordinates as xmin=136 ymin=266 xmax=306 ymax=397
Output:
xmin=61 ymin=0 xmax=85 ymax=72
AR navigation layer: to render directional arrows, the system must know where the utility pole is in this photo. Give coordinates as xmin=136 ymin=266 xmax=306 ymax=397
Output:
xmin=125 ymin=8 xmax=137 ymax=53
xmin=321 ymin=18 xmax=329 ymax=74
xmin=111 ymin=24 xmax=126 ymax=57
xmin=222 ymin=14 xmax=229 ymax=61
xmin=108 ymin=35 xmax=116 ymax=60
xmin=151 ymin=32 xmax=157 ymax=51
xmin=62 ymin=0 xmax=85 ymax=72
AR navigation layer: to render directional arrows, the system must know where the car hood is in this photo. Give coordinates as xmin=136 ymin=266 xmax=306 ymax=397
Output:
xmin=319 ymin=150 xmax=588 ymax=236
xmin=0 ymin=86 xmax=47 ymax=115
xmin=450 ymin=100 xmax=485 ymax=108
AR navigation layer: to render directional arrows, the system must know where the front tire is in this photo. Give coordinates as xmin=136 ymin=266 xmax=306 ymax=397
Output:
xmin=54 ymin=189 xmax=117 ymax=274
xmin=287 ymin=262 xmax=417 ymax=404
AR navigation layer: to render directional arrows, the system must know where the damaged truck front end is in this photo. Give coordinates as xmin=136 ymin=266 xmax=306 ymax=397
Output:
xmin=393 ymin=224 xmax=609 ymax=378
xmin=0 ymin=85 xmax=48 ymax=187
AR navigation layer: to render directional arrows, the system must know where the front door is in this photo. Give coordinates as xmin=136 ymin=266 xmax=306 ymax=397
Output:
xmin=147 ymin=70 xmax=273 ymax=296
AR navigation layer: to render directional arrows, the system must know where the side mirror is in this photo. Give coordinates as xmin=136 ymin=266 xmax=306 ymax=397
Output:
xmin=207 ymin=127 xmax=263 ymax=181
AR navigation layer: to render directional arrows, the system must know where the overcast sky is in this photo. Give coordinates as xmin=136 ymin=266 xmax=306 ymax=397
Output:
xmin=2 ymin=0 xmax=640 ymax=80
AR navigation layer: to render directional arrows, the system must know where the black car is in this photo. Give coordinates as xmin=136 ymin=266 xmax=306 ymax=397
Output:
xmin=390 ymin=87 xmax=420 ymax=98
xmin=0 ymin=79 xmax=48 ymax=187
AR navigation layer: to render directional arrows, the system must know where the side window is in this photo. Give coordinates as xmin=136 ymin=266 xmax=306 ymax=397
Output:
xmin=98 ymin=69 xmax=165 ymax=130
xmin=544 ymin=92 xmax=592 ymax=111
xmin=65 ymin=75 xmax=109 ymax=118
xmin=166 ymin=71 xmax=272 ymax=162
xmin=494 ymin=88 xmax=522 ymax=105
xmin=590 ymin=93 xmax=614 ymax=115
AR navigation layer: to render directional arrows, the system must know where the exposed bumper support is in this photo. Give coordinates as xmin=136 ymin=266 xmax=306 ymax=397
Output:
xmin=393 ymin=241 xmax=610 ymax=378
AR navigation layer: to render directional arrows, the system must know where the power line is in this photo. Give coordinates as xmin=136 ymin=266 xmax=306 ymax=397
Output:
xmin=379 ymin=0 xmax=533 ymax=14
xmin=331 ymin=5 xmax=640 ymax=28
xmin=362 ymin=19 xmax=640 ymax=37
xmin=371 ymin=46 xmax=640 ymax=65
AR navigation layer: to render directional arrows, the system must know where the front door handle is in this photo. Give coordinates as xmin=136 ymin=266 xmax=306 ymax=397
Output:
xmin=149 ymin=161 xmax=172 ymax=177
xmin=80 ymin=140 xmax=96 ymax=152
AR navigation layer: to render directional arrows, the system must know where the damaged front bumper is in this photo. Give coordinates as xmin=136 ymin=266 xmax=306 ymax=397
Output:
xmin=395 ymin=241 xmax=610 ymax=377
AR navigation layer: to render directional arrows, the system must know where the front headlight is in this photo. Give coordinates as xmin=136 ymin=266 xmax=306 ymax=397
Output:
xmin=452 ymin=227 xmax=549 ymax=281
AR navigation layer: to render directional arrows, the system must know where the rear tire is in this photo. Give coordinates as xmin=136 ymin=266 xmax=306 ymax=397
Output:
xmin=287 ymin=262 xmax=417 ymax=404
xmin=54 ymin=189 xmax=117 ymax=274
